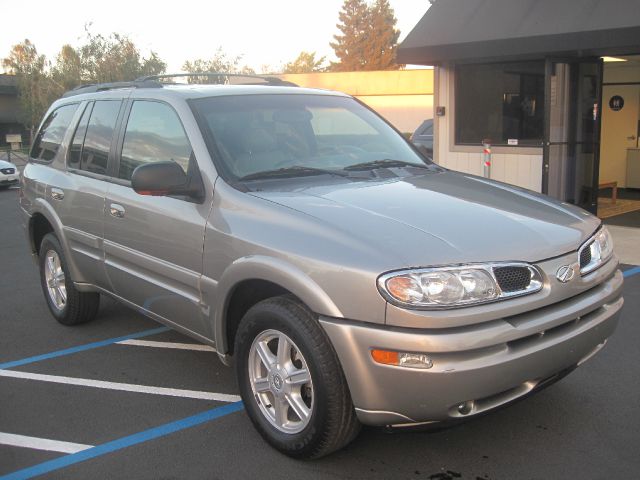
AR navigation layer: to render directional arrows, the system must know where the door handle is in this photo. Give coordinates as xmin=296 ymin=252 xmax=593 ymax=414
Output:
xmin=627 ymin=135 xmax=637 ymax=140
xmin=50 ymin=187 xmax=64 ymax=200
xmin=109 ymin=203 xmax=125 ymax=218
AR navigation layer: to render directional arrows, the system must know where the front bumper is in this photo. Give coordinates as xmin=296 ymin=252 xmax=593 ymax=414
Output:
xmin=321 ymin=266 xmax=624 ymax=426
xmin=0 ymin=175 xmax=19 ymax=186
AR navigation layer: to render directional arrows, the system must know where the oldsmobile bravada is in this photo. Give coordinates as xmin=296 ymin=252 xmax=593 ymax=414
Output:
xmin=20 ymin=74 xmax=623 ymax=458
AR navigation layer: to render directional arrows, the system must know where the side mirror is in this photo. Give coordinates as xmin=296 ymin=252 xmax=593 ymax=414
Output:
xmin=131 ymin=161 xmax=203 ymax=199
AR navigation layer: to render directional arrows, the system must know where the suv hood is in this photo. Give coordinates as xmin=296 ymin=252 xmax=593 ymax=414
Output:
xmin=249 ymin=170 xmax=600 ymax=266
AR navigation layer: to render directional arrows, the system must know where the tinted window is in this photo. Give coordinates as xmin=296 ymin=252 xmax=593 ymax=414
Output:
xmin=30 ymin=104 xmax=79 ymax=161
xmin=455 ymin=62 xmax=544 ymax=146
xmin=68 ymin=103 xmax=93 ymax=169
xmin=119 ymin=101 xmax=192 ymax=181
xmin=81 ymin=100 xmax=121 ymax=175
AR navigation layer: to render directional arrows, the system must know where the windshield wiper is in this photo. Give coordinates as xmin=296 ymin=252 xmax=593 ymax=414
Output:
xmin=343 ymin=159 xmax=428 ymax=171
xmin=239 ymin=165 xmax=351 ymax=181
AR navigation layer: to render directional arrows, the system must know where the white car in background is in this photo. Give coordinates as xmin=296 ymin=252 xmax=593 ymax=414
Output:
xmin=0 ymin=159 xmax=19 ymax=189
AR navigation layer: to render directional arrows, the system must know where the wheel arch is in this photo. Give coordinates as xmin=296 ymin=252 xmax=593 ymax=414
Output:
xmin=28 ymin=199 xmax=84 ymax=283
xmin=213 ymin=255 xmax=343 ymax=361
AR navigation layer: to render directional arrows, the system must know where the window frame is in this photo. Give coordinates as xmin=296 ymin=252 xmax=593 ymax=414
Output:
xmin=453 ymin=60 xmax=546 ymax=148
xmin=29 ymin=102 xmax=80 ymax=164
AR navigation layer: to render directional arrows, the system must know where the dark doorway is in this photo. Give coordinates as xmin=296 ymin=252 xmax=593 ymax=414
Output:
xmin=542 ymin=58 xmax=603 ymax=214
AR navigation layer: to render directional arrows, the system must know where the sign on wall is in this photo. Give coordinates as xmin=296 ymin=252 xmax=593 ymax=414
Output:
xmin=609 ymin=95 xmax=624 ymax=111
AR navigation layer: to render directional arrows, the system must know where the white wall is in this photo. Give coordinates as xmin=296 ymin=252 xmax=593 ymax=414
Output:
xmin=434 ymin=65 xmax=543 ymax=193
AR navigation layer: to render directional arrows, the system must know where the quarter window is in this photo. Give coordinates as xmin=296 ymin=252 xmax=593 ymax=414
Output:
xmin=80 ymin=100 xmax=121 ymax=175
xmin=30 ymin=104 xmax=79 ymax=162
xmin=119 ymin=101 xmax=192 ymax=181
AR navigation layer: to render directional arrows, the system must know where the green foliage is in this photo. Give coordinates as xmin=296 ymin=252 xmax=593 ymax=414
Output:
xmin=330 ymin=0 xmax=401 ymax=71
xmin=282 ymin=51 xmax=326 ymax=74
xmin=2 ymin=39 xmax=52 ymax=130
xmin=77 ymin=29 xmax=166 ymax=83
xmin=2 ymin=29 xmax=167 ymax=132
xmin=182 ymin=48 xmax=255 ymax=83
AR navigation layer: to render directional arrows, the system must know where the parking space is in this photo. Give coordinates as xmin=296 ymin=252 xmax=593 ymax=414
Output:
xmin=1 ymin=187 xmax=640 ymax=479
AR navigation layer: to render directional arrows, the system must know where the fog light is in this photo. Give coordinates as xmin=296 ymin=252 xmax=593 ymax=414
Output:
xmin=457 ymin=400 xmax=474 ymax=415
xmin=371 ymin=349 xmax=433 ymax=369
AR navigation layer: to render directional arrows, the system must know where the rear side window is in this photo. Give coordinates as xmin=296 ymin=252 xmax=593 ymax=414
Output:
xmin=68 ymin=103 xmax=93 ymax=169
xmin=118 ymin=101 xmax=192 ymax=181
xmin=30 ymin=104 xmax=79 ymax=162
xmin=80 ymin=100 xmax=121 ymax=175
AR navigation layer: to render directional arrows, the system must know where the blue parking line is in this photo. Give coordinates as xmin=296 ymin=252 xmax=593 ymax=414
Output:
xmin=623 ymin=266 xmax=640 ymax=278
xmin=0 ymin=402 xmax=244 ymax=480
xmin=0 ymin=326 xmax=170 ymax=370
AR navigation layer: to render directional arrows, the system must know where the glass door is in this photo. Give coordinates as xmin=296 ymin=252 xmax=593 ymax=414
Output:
xmin=543 ymin=58 xmax=603 ymax=214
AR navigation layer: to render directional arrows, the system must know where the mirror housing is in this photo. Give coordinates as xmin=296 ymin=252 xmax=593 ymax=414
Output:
xmin=131 ymin=161 xmax=203 ymax=200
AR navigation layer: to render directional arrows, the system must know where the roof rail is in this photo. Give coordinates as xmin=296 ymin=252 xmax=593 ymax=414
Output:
xmin=62 ymin=80 xmax=162 ymax=98
xmin=136 ymin=72 xmax=298 ymax=87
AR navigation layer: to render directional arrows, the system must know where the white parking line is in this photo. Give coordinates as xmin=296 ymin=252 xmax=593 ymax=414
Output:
xmin=116 ymin=339 xmax=216 ymax=352
xmin=0 ymin=432 xmax=93 ymax=454
xmin=0 ymin=370 xmax=241 ymax=403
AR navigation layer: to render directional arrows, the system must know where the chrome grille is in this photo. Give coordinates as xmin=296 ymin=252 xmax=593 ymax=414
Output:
xmin=493 ymin=266 xmax=531 ymax=293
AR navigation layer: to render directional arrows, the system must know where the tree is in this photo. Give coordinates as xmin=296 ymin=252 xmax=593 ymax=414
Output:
xmin=2 ymin=31 xmax=168 ymax=136
xmin=330 ymin=0 xmax=401 ymax=71
xmin=78 ymin=29 xmax=166 ymax=83
xmin=51 ymin=45 xmax=82 ymax=95
xmin=182 ymin=48 xmax=255 ymax=83
xmin=330 ymin=0 xmax=370 ymax=71
xmin=2 ymin=39 xmax=53 ymax=132
xmin=282 ymin=51 xmax=326 ymax=74
xmin=364 ymin=0 xmax=400 ymax=70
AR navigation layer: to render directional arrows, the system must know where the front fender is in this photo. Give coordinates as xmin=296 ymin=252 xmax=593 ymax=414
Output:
xmin=211 ymin=255 xmax=344 ymax=356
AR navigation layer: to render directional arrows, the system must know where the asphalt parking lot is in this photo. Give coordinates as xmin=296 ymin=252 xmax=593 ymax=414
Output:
xmin=1 ymin=186 xmax=639 ymax=480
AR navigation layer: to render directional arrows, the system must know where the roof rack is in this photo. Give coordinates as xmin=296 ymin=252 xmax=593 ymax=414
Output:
xmin=62 ymin=80 xmax=162 ymax=98
xmin=136 ymin=72 xmax=298 ymax=87
xmin=61 ymin=73 xmax=298 ymax=98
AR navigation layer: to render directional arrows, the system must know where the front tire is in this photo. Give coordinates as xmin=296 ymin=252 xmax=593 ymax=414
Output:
xmin=235 ymin=296 xmax=360 ymax=459
xmin=39 ymin=233 xmax=100 ymax=325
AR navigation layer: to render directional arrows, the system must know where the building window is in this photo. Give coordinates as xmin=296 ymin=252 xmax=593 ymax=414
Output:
xmin=455 ymin=61 xmax=545 ymax=146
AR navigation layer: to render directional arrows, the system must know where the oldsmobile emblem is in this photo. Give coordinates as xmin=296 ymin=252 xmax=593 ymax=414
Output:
xmin=556 ymin=265 xmax=575 ymax=283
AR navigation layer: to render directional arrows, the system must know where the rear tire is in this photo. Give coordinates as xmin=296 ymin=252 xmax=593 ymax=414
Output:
xmin=39 ymin=233 xmax=100 ymax=325
xmin=234 ymin=296 xmax=360 ymax=459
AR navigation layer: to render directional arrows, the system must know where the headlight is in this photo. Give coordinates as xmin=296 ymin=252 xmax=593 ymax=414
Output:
xmin=378 ymin=263 xmax=542 ymax=309
xmin=579 ymin=226 xmax=614 ymax=275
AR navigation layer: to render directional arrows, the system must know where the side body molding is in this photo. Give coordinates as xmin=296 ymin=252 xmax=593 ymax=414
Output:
xmin=209 ymin=255 xmax=344 ymax=358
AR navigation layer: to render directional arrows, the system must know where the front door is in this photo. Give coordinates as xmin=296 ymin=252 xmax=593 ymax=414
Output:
xmin=600 ymin=84 xmax=640 ymax=187
xmin=103 ymin=100 xmax=211 ymax=337
xmin=543 ymin=58 xmax=603 ymax=214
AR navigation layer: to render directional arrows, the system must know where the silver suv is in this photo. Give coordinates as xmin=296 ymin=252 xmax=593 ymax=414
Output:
xmin=20 ymin=74 xmax=624 ymax=458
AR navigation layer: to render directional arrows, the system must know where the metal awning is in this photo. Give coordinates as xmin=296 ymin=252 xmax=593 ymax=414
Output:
xmin=398 ymin=0 xmax=640 ymax=65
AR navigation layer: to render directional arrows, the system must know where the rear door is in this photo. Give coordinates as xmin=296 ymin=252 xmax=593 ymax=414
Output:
xmin=103 ymin=99 xmax=211 ymax=336
xmin=35 ymin=100 xmax=123 ymax=290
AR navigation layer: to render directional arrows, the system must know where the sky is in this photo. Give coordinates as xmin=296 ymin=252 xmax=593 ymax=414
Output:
xmin=0 ymin=0 xmax=430 ymax=73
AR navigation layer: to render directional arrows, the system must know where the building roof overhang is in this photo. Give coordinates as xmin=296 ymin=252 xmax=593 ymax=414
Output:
xmin=398 ymin=0 xmax=640 ymax=65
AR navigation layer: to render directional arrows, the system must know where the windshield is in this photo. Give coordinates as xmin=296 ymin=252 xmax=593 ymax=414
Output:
xmin=191 ymin=94 xmax=431 ymax=180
